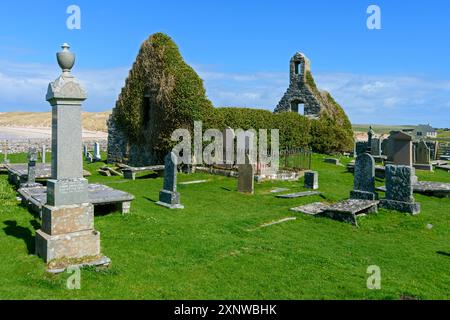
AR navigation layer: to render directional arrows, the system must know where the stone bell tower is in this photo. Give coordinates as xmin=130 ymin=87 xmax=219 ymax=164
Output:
xmin=274 ymin=52 xmax=323 ymax=117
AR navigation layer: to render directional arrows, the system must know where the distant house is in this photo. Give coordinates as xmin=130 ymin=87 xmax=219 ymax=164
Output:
xmin=412 ymin=124 xmax=437 ymax=139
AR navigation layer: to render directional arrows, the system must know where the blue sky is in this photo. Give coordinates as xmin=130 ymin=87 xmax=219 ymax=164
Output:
xmin=1 ymin=0 xmax=450 ymax=127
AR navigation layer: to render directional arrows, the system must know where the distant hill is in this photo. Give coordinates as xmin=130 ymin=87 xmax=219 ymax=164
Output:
xmin=0 ymin=112 xmax=111 ymax=132
xmin=352 ymin=124 xmax=416 ymax=134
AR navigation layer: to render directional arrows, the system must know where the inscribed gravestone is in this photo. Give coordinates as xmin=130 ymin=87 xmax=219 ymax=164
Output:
xmin=416 ymin=140 xmax=431 ymax=164
xmin=156 ymin=152 xmax=184 ymax=209
xmin=350 ymin=153 xmax=377 ymax=200
xmin=380 ymin=165 xmax=420 ymax=214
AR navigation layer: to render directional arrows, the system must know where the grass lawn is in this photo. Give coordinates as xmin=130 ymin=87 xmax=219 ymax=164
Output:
xmin=0 ymin=153 xmax=449 ymax=300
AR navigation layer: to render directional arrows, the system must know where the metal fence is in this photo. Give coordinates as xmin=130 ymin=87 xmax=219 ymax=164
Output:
xmin=280 ymin=148 xmax=312 ymax=171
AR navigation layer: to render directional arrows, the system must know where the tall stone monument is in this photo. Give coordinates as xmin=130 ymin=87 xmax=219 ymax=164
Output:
xmin=156 ymin=152 xmax=184 ymax=209
xmin=379 ymin=165 xmax=420 ymax=214
xmin=35 ymin=44 xmax=104 ymax=264
xmin=350 ymin=153 xmax=377 ymax=200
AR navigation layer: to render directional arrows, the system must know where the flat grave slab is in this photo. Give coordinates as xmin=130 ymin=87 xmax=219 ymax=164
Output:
xmin=6 ymin=163 xmax=91 ymax=186
xmin=320 ymin=199 xmax=379 ymax=226
xmin=276 ymin=191 xmax=321 ymax=199
xmin=179 ymin=180 xmax=209 ymax=185
xmin=122 ymin=165 xmax=165 ymax=180
xmin=377 ymin=181 xmax=450 ymax=198
xmin=436 ymin=164 xmax=450 ymax=172
xmin=270 ymin=188 xmax=290 ymax=193
xmin=18 ymin=183 xmax=135 ymax=216
xmin=290 ymin=202 xmax=329 ymax=215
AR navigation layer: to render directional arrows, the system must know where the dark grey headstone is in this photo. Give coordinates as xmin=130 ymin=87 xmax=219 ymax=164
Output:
xmin=304 ymin=171 xmax=319 ymax=190
xmin=355 ymin=141 xmax=368 ymax=156
xmin=350 ymin=153 xmax=377 ymax=200
xmin=415 ymin=140 xmax=431 ymax=165
xmin=156 ymin=152 xmax=183 ymax=209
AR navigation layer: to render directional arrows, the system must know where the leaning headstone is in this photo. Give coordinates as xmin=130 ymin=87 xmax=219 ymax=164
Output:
xmin=41 ymin=145 xmax=46 ymax=163
xmin=20 ymin=148 xmax=41 ymax=188
xmin=156 ymin=152 xmax=184 ymax=209
xmin=238 ymin=155 xmax=254 ymax=194
xmin=304 ymin=171 xmax=319 ymax=190
xmin=350 ymin=153 xmax=377 ymax=200
xmin=391 ymin=131 xmax=413 ymax=166
xmin=379 ymin=165 xmax=420 ymax=214
xmin=35 ymin=43 xmax=105 ymax=266
xmin=87 ymin=152 xmax=94 ymax=163
xmin=94 ymin=142 xmax=101 ymax=162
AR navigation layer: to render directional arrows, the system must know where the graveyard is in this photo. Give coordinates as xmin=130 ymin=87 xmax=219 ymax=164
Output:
xmin=1 ymin=3 xmax=450 ymax=303
xmin=1 ymin=150 xmax=449 ymax=299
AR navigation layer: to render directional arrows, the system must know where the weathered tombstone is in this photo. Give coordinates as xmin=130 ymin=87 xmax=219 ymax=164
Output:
xmin=383 ymin=134 xmax=396 ymax=161
xmin=41 ymin=145 xmax=46 ymax=163
xmin=94 ymin=142 xmax=101 ymax=162
xmin=304 ymin=171 xmax=319 ymax=190
xmin=87 ymin=152 xmax=94 ymax=163
xmin=35 ymin=43 xmax=105 ymax=265
xmin=379 ymin=165 xmax=420 ymax=214
xmin=238 ymin=155 xmax=254 ymax=194
xmin=350 ymin=153 xmax=377 ymax=200
xmin=223 ymin=127 xmax=235 ymax=168
xmin=355 ymin=141 xmax=368 ymax=157
xmin=21 ymin=148 xmax=41 ymax=188
xmin=371 ymin=138 xmax=381 ymax=156
xmin=156 ymin=152 xmax=184 ymax=209
xmin=83 ymin=144 xmax=88 ymax=158
xmin=2 ymin=140 xmax=9 ymax=164
xmin=414 ymin=140 xmax=432 ymax=171
xmin=391 ymin=131 xmax=413 ymax=166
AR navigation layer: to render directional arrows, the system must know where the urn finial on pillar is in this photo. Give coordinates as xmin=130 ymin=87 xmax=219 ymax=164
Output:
xmin=57 ymin=43 xmax=75 ymax=76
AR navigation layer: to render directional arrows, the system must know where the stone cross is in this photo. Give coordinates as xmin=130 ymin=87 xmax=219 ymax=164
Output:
xmin=304 ymin=171 xmax=319 ymax=190
xmin=238 ymin=154 xmax=254 ymax=194
xmin=94 ymin=142 xmax=101 ymax=161
xmin=35 ymin=43 xmax=102 ymax=264
xmin=156 ymin=152 xmax=184 ymax=209
xmin=350 ymin=153 xmax=377 ymax=200
xmin=380 ymin=165 xmax=420 ymax=214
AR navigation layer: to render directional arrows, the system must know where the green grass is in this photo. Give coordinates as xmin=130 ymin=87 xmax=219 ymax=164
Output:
xmin=0 ymin=153 xmax=449 ymax=300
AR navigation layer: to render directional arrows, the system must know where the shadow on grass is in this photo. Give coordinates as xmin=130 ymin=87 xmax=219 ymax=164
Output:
xmin=2 ymin=220 xmax=36 ymax=254
xmin=436 ymin=251 xmax=450 ymax=257
xmin=144 ymin=197 xmax=157 ymax=203
xmin=137 ymin=173 xmax=161 ymax=180
xmin=221 ymin=187 xmax=232 ymax=192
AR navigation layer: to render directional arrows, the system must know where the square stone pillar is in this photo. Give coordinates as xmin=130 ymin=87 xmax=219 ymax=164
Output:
xmin=35 ymin=44 xmax=103 ymax=265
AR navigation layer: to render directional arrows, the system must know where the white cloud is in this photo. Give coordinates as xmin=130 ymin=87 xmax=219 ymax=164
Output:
xmin=1 ymin=60 xmax=450 ymax=127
